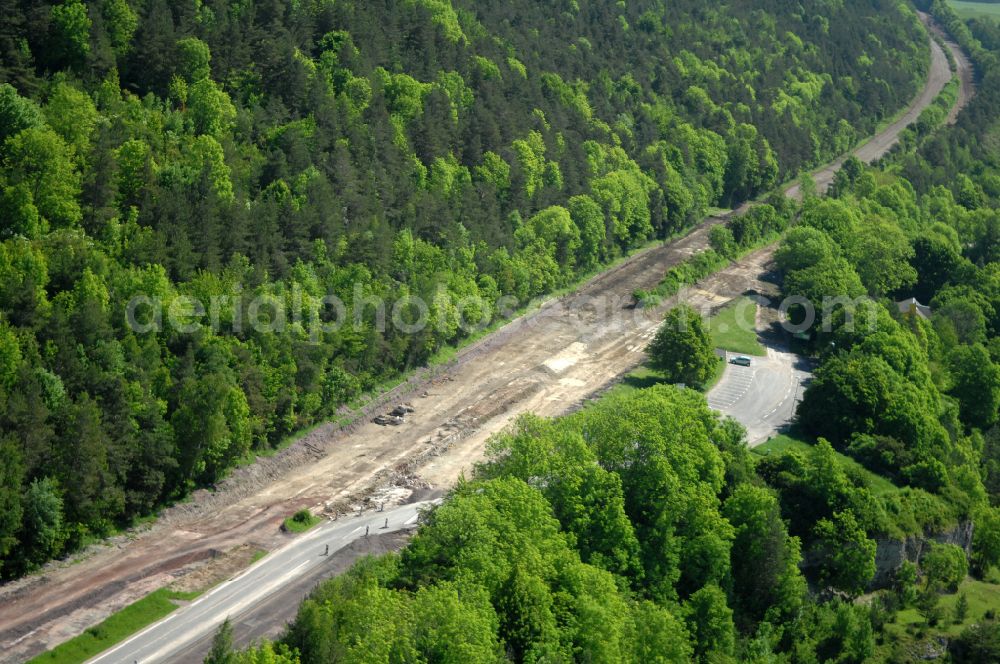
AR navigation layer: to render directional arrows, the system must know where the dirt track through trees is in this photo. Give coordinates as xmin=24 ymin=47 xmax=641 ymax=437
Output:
xmin=0 ymin=13 xmax=973 ymax=663
xmin=0 ymin=213 xmax=730 ymax=663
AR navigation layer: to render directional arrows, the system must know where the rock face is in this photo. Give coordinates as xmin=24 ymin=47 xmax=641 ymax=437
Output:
xmin=870 ymin=521 xmax=974 ymax=589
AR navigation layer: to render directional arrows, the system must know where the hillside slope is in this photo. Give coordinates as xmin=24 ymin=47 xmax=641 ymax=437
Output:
xmin=0 ymin=0 xmax=932 ymax=581
xmin=0 ymin=5 xmax=970 ymax=663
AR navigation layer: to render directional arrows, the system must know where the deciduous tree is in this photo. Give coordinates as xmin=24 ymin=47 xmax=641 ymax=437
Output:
xmin=812 ymin=510 xmax=876 ymax=596
xmin=647 ymin=304 xmax=716 ymax=387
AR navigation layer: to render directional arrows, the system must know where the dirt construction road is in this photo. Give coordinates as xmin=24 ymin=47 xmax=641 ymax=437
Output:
xmin=0 ymin=212 xmax=734 ymax=664
xmin=0 ymin=14 xmax=972 ymax=664
xmin=785 ymin=13 xmax=969 ymax=199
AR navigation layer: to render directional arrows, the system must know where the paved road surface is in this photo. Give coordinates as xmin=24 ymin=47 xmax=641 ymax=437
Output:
xmin=0 ymin=15 xmax=975 ymax=664
xmin=164 ymin=528 xmax=414 ymax=663
xmin=707 ymin=348 xmax=814 ymax=446
xmin=716 ymin=9 xmax=971 ymax=441
xmin=85 ymin=502 xmax=434 ymax=664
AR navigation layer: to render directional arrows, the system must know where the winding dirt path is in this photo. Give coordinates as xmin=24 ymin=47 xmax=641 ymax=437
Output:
xmin=785 ymin=12 xmax=967 ymax=200
xmin=922 ymin=12 xmax=976 ymax=125
xmin=0 ymin=14 xmax=976 ymax=664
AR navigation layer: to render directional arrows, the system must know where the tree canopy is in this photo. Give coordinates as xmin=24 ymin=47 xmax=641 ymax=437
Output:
xmin=0 ymin=0 xmax=934 ymax=577
xmin=647 ymin=304 xmax=716 ymax=388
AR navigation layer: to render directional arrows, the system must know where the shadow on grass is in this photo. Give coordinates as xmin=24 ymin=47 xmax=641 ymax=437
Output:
xmin=621 ymin=373 xmax=668 ymax=390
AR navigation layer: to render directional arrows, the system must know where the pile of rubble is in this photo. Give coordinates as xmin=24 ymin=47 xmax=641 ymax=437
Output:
xmin=373 ymin=403 xmax=415 ymax=426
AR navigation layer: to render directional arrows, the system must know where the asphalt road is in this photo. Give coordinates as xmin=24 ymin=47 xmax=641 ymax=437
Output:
xmin=709 ymin=9 xmax=966 ymax=444
xmin=85 ymin=502 xmax=434 ymax=664
xmin=164 ymin=529 xmax=414 ymax=663
xmin=0 ymin=14 xmax=973 ymax=664
xmin=707 ymin=348 xmax=814 ymax=445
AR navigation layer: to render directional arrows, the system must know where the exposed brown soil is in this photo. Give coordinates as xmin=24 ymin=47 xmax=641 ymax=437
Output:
xmin=0 ymin=15 xmax=975 ymax=664
xmin=164 ymin=530 xmax=417 ymax=664
xmin=0 ymin=209 xmax=739 ymax=664
xmin=168 ymin=544 xmax=265 ymax=595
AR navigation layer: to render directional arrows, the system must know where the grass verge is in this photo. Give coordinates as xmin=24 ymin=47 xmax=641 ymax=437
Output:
xmin=594 ymin=354 xmax=726 ymax=405
xmin=27 ymin=588 xmax=201 ymax=664
xmin=702 ymin=356 xmax=726 ymax=392
xmin=707 ymin=296 xmax=766 ymax=356
xmin=594 ymin=285 xmax=762 ymax=403
xmin=754 ymin=431 xmax=900 ymax=497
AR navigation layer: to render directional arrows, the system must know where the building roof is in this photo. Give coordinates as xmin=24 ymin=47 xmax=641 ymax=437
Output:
xmin=896 ymin=297 xmax=932 ymax=320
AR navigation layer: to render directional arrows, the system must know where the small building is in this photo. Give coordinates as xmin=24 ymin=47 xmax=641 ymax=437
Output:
xmin=896 ymin=297 xmax=932 ymax=320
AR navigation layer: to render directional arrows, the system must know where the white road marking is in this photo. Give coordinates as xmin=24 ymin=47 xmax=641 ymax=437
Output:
xmin=707 ymin=347 xmax=812 ymax=445
xmin=134 ymin=560 xmax=314 ymax=664
xmin=86 ymin=503 xmax=435 ymax=664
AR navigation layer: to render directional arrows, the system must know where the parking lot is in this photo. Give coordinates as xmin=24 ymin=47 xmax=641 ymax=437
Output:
xmin=706 ymin=348 xmax=814 ymax=445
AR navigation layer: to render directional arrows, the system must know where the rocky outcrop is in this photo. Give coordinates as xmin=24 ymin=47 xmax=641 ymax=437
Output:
xmin=870 ymin=521 xmax=974 ymax=589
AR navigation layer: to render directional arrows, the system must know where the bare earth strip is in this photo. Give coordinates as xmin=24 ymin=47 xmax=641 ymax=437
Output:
xmin=923 ymin=12 xmax=976 ymax=125
xmin=0 ymin=14 xmax=973 ymax=664
xmin=785 ymin=13 xmax=964 ymax=200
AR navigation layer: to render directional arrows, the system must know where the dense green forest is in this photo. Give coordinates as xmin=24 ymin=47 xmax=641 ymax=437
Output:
xmin=219 ymin=215 xmax=1000 ymax=656
xmin=197 ymin=1 xmax=1000 ymax=662
xmin=0 ymin=0 xmax=932 ymax=576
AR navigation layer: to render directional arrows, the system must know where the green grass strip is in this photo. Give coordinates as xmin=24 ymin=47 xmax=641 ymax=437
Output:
xmin=707 ymin=296 xmax=767 ymax=357
xmin=28 ymin=588 xmax=200 ymax=664
xmin=754 ymin=432 xmax=900 ymax=497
